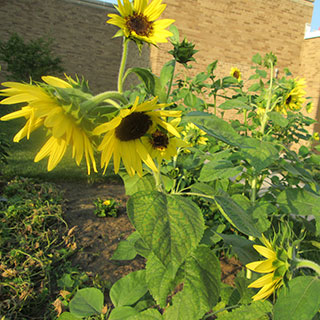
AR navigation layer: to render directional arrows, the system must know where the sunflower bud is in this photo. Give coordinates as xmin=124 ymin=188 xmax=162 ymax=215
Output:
xmin=169 ymin=38 xmax=198 ymax=66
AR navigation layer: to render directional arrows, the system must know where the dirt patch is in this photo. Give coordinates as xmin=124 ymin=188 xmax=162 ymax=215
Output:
xmin=59 ymin=182 xmax=242 ymax=286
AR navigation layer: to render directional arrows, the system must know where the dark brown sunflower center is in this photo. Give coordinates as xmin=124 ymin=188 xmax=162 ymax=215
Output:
xmin=115 ymin=112 xmax=152 ymax=141
xmin=233 ymin=71 xmax=240 ymax=79
xmin=286 ymin=95 xmax=292 ymax=105
xmin=125 ymin=13 xmax=153 ymax=36
xmin=150 ymin=130 xmax=169 ymax=150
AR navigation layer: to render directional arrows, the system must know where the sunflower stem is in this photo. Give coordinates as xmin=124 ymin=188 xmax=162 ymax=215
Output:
xmin=259 ymin=61 xmax=274 ymax=136
xmin=153 ymin=161 xmax=164 ymax=192
xmin=118 ymin=38 xmax=129 ymax=94
xmin=293 ymin=258 xmax=320 ymax=276
xmin=166 ymin=59 xmax=176 ymax=102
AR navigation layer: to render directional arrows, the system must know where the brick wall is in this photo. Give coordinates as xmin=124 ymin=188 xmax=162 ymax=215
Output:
xmin=0 ymin=0 xmax=149 ymax=93
xmin=0 ymin=0 xmax=318 ymax=121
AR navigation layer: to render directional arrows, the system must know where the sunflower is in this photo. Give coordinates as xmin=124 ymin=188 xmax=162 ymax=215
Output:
xmin=230 ymin=67 xmax=242 ymax=81
xmin=276 ymin=78 xmax=306 ymax=114
xmin=246 ymin=235 xmax=287 ymax=301
xmin=182 ymin=122 xmax=208 ymax=147
xmin=141 ymin=118 xmax=187 ymax=163
xmin=0 ymin=76 xmax=97 ymax=174
xmin=93 ymin=96 xmax=181 ymax=176
xmin=107 ymin=0 xmax=175 ymax=46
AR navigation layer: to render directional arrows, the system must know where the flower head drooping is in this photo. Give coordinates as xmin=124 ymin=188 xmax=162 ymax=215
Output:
xmin=0 ymin=76 xmax=97 ymax=174
xmin=141 ymin=118 xmax=187 ymax=163
xmin=246 ymin=235 xmax=289 ymax=301
xmin=107 ymin=0 xmax=175 ymax=47
xmin=230 ymin=67 xmax=242 ymax=82
xmin=93 ymin=97 xmax=181 ymax=177
xmin=276 ymin=78 xmax=306 ymax=114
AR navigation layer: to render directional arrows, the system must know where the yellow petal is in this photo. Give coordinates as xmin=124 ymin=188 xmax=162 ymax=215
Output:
xmin=246 ymin=259 xmax=275 ymax=273
xmin=248 ymin=273 xmax=274 ymax=288
xmin=253 ymin=245 xmax=276 ymax=259
xmin=42 ymin=76 xmax=72 ymax=88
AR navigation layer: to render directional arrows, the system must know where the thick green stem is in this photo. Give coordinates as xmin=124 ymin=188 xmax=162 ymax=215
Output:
xmin=293 ymin=258 xmax=320 ymax=275
xmin=118 ymin=38 xmax=129 ymax=94
xmin=166 ymin=59 xmax=176 ymax=102
xmin=152 ymin=161 xmax=164 ymax=192
xmin=213 ymin=93 xmax=217 ymax=115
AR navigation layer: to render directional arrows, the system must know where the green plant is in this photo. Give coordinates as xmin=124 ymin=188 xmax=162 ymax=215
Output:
xmin=0 ymin=33 xmax=63 ymax=82
xmin=93 ymin=198 xmax=119 ymax=218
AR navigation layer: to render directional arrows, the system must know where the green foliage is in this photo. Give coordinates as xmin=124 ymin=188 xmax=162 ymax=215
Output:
xmin=0 ymin=177 xmax=76 ymax=319
xmin=0 ymin=132 xmax=10 ymax=165
xmin=0 ymin=33 xmax=63 ymax=81
xmin=93 ymin=197 xmax=119 ymax=217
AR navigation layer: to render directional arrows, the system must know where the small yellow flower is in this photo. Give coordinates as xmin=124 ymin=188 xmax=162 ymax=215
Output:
xmin=0 ymin=76 xmax=97 ymax=174
xmin=230 ymin=67 xmax=242 ymax=81
xmin=107 ymin=0 xmax=175 ymax=46
xmin=313 ymin=132 xmax=320 ymax=141
xmin=246 ymin=235 xmax=286 ymax=301
xmin=103 ymin=200 xmax=111 ymax=206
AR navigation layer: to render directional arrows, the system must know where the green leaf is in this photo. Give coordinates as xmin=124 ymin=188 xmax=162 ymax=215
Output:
xmin=109 ymin=306 xmax=139 ymax=320
xmin=130 ymin=309 xmax=163 ymax=320
xmin=111 ymin=238 xmax=137 ymax=261
xmin=127 ymin=191 xmax=204 ymax=267
xmin=120 ymin=173 xmax=155 ymax=196
xmin=274 ymin=276 xmax=320 ymax=320
xmin=207 ymin=60 xmax=218 ymax=76
xmin=160 ymin=60 xmax=175 ymax=87
xmin=146 ymin=253 xmax=178 ymax=307
xmin=184 ymin=92 xmax=203 ymax=108
xmin=248 ymin=83 xmax=261 ymax=92
xmin=219 ymin=99 xmax=252 ymax=110
xmin=199 ymin=160 xmax=242 ymax=182
xmin=124 ymin=67 xmax=155 ymax=95
xmin=110 ymin=270 xmax=148 ymax=307
xmin=69 ymin=288 xmax=104 ymax=317
xmin=219 ymin=234 xmax=260 ymax=265
xmin=277 ymin=188 xmax=320 ymax=216
xmin=169 ymin=25 xmax=179 ymax=43
xmin=240 ymin=138 xmax=278 ymax=172
xmin=216 ymin=300 xmax=272 ymax=319
xmin=185 ymin=112 xmax=245 ymax=147
xmin=163 ymin=245 xmax=221 ymax=320
xmin=154 ymin=76 xmax=168 ymax=103
xmin=268 ymin=111 xmax=289 ymax=127
xmin=58 ymin=313 xmax=81 ymax=320
xmin=252 ymin=53 xmax=262 ymax=65
xmin=214 ymin=190 xmax=261 ymax=237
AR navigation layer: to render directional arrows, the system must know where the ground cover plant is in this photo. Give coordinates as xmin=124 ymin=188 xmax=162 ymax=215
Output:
xmin=1 ymin=0 xmax=320 ymax=319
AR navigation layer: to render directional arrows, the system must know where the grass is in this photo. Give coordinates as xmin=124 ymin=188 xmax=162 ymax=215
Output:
xmin=0 ymin=105 xmax=121 ymax=183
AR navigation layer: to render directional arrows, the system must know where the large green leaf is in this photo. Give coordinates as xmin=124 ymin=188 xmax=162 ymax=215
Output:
xmin=120 ymin=173 xmax=155 ymax=196
xmin=69 ymin=288 xmax=104 ymax=317
xmin=274 ymin=276 xmax=320 ymax=320
xmin=146 ymin=253 xmax=179 ymax=307
xmin=277 ymin=188 xmax=320 ymax=216
xmin=268 ymin=111 xmax=288 ymax=127
xmin=185 ymin=112 xmax=245 ymax=147
xmin=216 ymin=300 xmax=272 ymax=319
xmin=130 ymin=309 xmax=163 ymax=319
xmin=160 ymin=60 xmax=175 ymax=87
xmin=111 ymin=232 xmax=139 ymax=261
xmin=109 ymin=306 xmax=139 ymax=320
xmin=219 ymin=234 xmax=260 ymax=265
xmin=240 ymin=138 xmax=278 ymax=173
xmin=127 ymin=191 xmax=204 ymax=267
xmin=163 ymin=245 xmax=221 ymax=320
xmin=58 ymin=313 xmax=81 ymax=320
xmin=219 ymin=98 xmax=252 ymax=110
xmin=214 ymin=191 xmax=261 ymax=237
xmin=110 ymin=270 xmax=148 ymax=307
xmin=199 ymin=159 xmax=242 ymax=182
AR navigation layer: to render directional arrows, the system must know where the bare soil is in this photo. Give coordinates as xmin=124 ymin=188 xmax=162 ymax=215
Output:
xmin=59 ymin=181 xmax=242 ymax=287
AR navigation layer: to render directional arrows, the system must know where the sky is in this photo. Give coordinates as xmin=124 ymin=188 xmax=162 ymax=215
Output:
xmin=311 ymin=0 xmax=320 ymax=31
xmin=100 ymin=0 xmax=320 ymax=31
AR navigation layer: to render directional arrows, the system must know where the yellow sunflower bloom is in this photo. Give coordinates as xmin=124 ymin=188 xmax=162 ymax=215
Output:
xmin=182 ymin=122 xmax=208 ymax=148
xmin=246 ymin=235 xmax=287 ymax=301
xmin=107 ymin=0 xmax=175 ymax=45
xmin=230 ymin=67 xmax=242 ymax=81
xmin=141 ymin=118 xmax=187 ymax=163
xmin=276 ymin=78 xmax=306 ymax=114
xmin=0 ymin=76 xmax=97 ymax=174
xmin=93 ymin=96 xmax=181 ymax=177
